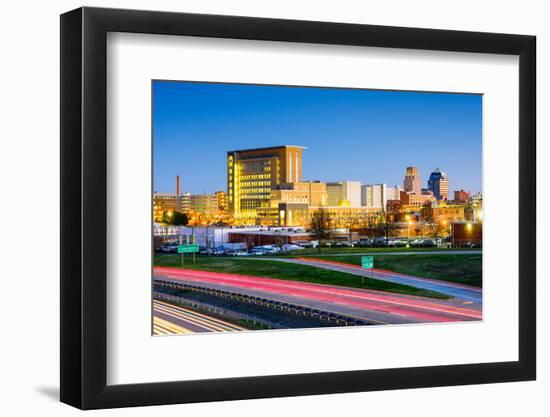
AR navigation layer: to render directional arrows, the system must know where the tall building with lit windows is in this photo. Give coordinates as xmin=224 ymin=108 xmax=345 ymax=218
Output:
xmin=227 ymin=145 xmax=305 ymax=223
xmin=427 ymin=168 xmax=449 ymax=200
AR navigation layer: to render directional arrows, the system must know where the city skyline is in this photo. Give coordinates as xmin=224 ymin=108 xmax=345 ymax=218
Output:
xmin=153 ymin=81 xmax=482 ymax=195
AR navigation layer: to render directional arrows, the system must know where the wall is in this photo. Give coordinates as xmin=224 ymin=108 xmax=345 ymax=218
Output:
xmin=0 ymin=1 xmax=546 ymax=416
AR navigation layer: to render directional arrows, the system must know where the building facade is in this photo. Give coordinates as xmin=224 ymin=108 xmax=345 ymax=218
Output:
xmin=399 ymin=190 xmax=436 ymax=206
xmin=227 ymin=145 xmax=305 ymax=223
xmin=179 ymin=192 xmax=191 ymax=213
xmin=326 ymin=181 xmax=361 ymax=207
xmin=153 ymin=192 xmax=178 ymax=221
xmin=403 ymin=166 xmax=421 ymax=194
xmin=427 ymin=168 xmax=449 ymax=200
xmin=215 ymin=191 xmax=228 ymax=213
xmin=454 ymin=189 xmax=471 ymax=203
xmin=190 ymin=194 xmax=219 ymax=216
xmin=361 ymin=184 xmax=402 ymax=209
xmin=422 ymin=203 xmax=465 ymax=223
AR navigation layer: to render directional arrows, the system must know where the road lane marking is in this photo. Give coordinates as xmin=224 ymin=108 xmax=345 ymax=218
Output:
xmin=153 ymin=317 xmax=192 ymax=335
xmin=155 ymin=300 xmax=245 ymax=331
xmin=154 ymin=303 xmax=239 ymax=332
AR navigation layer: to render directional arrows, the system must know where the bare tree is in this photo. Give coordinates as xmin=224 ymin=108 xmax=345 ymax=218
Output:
xmin=358 ymin=211 xmax=377 ymax=240
xmin=310 ymin=208 xmax=333 ymax=252
xmin=341 ymin=210 xmax=360 ymax=241
xmin=377 ymin=210 xmax=392 ymax=243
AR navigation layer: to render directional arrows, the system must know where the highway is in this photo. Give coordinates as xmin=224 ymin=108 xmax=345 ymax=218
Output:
xmin=154 ymin=267 xmax=482 ymax=325
xmin=268 ymin=257 xmax=483 ymax=303
xmin=153 ymin=300 xmax=245 ymax=334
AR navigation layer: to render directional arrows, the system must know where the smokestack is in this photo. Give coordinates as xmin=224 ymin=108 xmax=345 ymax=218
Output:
xmin=176 ymin=175 xmax=180 ymax=195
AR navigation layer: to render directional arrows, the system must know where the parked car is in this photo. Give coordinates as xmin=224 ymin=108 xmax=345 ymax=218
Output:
xmin=418 ymin=239 xmax=436 ymax=247
xmin=227 ymin=249 xmax=248 ymax=256
xmin=357 ymin=238 xmax=372 ymax=247
xmin=281 ymin=244 xmax=304 ymax=252
xmin=294 ymin=240 xmax=318 ymax=248
xmin=372 ymin=237 xmax=388 ymax=247
xmin=157 ymin=243 xmax=178 ymax=253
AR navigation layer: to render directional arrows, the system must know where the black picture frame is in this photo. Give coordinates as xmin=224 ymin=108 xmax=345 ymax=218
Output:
xmin=60 ymin=6 xmax=536 ymax=410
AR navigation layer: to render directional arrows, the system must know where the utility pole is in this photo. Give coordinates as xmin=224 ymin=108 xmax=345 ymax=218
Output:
xmin=179 ymin=234 xmax=184 ymax=267
xmin=192 ymin=226 xmax=196 ymax=264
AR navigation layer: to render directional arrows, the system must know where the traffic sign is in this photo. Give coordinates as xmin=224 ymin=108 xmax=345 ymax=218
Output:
xmin=361 ymin=255 xmax=374 ymax=269
xmin=178 ymin=244 xmax=199 ymax=254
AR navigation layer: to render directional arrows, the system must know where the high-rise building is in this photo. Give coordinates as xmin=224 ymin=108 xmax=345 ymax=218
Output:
xmin=227 ymin=145 xmax=305 ymax=222
xmin=427 ymin=168 xmax=449 ymax=200
xmin=403 ymin=166 xmax=421 ymax=194
xmin=361 ymin=184 xmax=403 ymax=209
xmin=326 ymin=181 xmax=361 ymax=207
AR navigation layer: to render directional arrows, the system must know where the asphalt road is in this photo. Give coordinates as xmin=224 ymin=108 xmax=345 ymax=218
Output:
xmin=266 ymin=257 xmax=483 ymax=304
xmin=154 ymin=267 xmax=482 ymax=326
xmin=153 ymin=300 xmax=245 ymax=334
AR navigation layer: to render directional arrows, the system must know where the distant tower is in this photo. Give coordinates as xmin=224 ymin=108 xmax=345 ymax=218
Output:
xmin=176 ymin=175 xmax=180 ymax=196
xmin=427 ymin=168 xmax=449 ymax=200
xmin=403 ymin=167 xmax=421 ymax=194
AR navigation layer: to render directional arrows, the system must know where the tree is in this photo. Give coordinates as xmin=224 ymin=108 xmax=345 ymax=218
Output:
xmin=310 ymin=208 xmax=333 ymax=251
xmin=377 ymin=210 xmax=392 ymax=243
xmin=342 ymin=210 xmax=359 ymax=241
xmin=359 ymin=211 xmax=378 ymax=239
xmin=161 ymin=210 xmax=189 ymax=226
xmin=171 ymin=211 xmax=189 ymax=226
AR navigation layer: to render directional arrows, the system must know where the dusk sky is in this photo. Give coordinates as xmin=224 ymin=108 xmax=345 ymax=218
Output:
xmin=153 ymin=81 xmax=482 ymax=195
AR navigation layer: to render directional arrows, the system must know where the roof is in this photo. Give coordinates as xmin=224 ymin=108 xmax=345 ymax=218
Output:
xmin=227 ymin=145 xmax=306 ymax=154
xmin=430 ymin=168 xmax=448 ymax=178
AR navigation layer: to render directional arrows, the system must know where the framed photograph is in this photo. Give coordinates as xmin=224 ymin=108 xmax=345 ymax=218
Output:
xmin=60 ymin=7 xmax=536 ymax=409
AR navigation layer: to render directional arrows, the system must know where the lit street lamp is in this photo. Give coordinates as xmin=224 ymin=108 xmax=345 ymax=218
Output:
xmin=405 ymin=214 xmax=412 ymax=245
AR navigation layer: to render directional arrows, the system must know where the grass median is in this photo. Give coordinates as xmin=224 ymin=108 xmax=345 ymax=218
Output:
xmin=154 ymin=254 xmax=450 ymax=299
xmin=309 ymin=254 xmax=482 ymax=288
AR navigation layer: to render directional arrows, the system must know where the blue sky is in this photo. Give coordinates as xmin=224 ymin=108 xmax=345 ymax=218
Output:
xmin=153 ymin=81 xmax=482 ymax=195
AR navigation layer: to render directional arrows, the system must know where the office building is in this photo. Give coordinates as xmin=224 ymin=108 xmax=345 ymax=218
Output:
xmin=256 ymin=181 xmax=327 ymax=227
xmin=227 ymin=145 xmax=305 ymax=222
xmin=403 ymin=166 xmax=421 ymax=194
xmin=454 ymin=189 xmax=471 ymax=203
xmin=178 ymin=192 xmax=191 ymax=213
xmin=427 ymin=168 xmax=449 ymax=200
xmin=400 ymin=190 xmax=435 ymax=206
xmin=153 ymin=192 xmax=178 ymax=221
xmin=190 ymin=194 xmax=219 ymax=216
xmin=216 ymin=191 xmax=228 ymax=213
xmin=361 ymin=184 xmax=403 ymax=209
xmin=326 ymin=181 xmax=361 ymax=207
xmin=422 ymin=203 xmax=465 ymax=223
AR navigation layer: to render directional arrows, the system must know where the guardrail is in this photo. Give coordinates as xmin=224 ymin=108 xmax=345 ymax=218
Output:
xmin=153 ymin=279 xmax=372 ymax=327
xmin=154 ymin=291 xmax=290 ymax=330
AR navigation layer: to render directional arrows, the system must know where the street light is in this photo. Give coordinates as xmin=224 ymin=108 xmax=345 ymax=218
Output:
xmin=405 ymin=214 xmax=412 ymax=244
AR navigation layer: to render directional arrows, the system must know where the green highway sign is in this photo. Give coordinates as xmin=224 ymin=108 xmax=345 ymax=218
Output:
xmin=361 ymin=255 xmax=374 ymax=269
xmin=178 ymin=244 xmax=199 ymax=254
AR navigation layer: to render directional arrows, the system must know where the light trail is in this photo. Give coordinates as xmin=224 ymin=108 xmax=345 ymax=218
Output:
xmin=154 ymin=267 xmax=482 ymax=323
